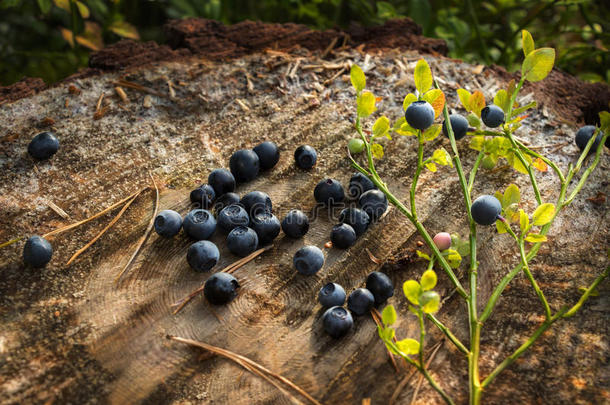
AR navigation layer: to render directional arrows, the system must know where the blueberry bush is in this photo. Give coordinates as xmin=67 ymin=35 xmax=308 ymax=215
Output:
xmin=347 ymin=30 xmax=609 ymax=404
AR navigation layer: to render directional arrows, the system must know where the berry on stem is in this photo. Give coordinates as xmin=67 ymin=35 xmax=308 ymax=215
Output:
xmin=481 ymin=105 xmax=505 ymax=128
xmin=348 ymin=138 xmax=365 ymax=154
xmin=471 ymin=195 xmax=502 ymax=226
xmin=154 ymin=210 xmax=182 ymax=238
xmin=442 ymin=114 xmax=469 ymax=140
xmin=405 ymin=100 xmax=435 ymax=130
xmin=433 ymin=232 xmax=452 ymax=251
xmin=575 ymin=125 xmax=602 ymax=156
xmin=294 ymin=145 xmax=317 ymax=169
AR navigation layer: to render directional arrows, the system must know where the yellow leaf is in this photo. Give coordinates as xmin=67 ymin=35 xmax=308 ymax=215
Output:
xmin=532 ymin=157 xmax=548 ymax=172
xmin=372 ymin=116 xmax=390 ymax=137
xmin=396 ymin=338 xmax=420 ymax=355
xmin=75 ymin=0 xmax=89 ymax=18
xmin=522 ymin=48 xmax=555 ymax=82
xmin=421 ymin=270 xmax=437 ymax=291
xmin=457 ymin=88 xmax=471 ymax=111
xmin=403 ymin=93 xmax=418 ymax=111
xmin=350 ymin=64 xmax=366 ymax=93
xmin=53 ymin=0 xmax=69 ymax=11
xmin=522 ymin=30 xmax=535 ymax=56
xmin=109 ymin=21 xmax=140 ymax=40
xmin=403 ymin=280 xmax=421 ymax=305
xmin=414 ymin=59 xmax=433 ymax=94
xmin=496 ymin=219 xmax=508 ymax=234
xmin=469 ymin=91 xmax=486 ymax=117
xmin=532 ymin=203 xmax=555 ymax=226
xmin=425 ymin=162 xmax=437 ymax=172
xmin=371 ymin=143 xmax=384 ymax=159
xmin=357 ymin=91 xmax=377 ymax=117
xmin=519 ymin=209 xmax=529 ymax=232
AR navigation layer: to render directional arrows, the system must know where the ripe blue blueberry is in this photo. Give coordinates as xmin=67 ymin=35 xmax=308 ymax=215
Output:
xmin=318 ymin=283 xmax=346 ymax=307
xmin=322 ymin=306 xmax=353 ymax=338
xmin=208 ymin=169 xmax=236 ymax=195
xmin=28 ymin=131 xmax=59 ymax=160
xmin=348 ymin=172 xmax=376 ymax=200
xmin=250 ymin=212 xmax=281 ymax=245
xmin=213 ymin=192 xmax=241 ymax=213
xmin=481 ymin=105 xmax=505 ymax=128
xmin=405 ymin=100 xmax=435 ymax=130
xmin=190 ymin=184 xmax=216 ymax=209
xmin=183 ymin=209 xmax=216 ymax=240
xmin=154 ymin=209 xmax=182 ymax=238
xmin=217 ymin=204 xmax=249 ymax=232
xmin=314 ymin=178 xmax=345 ymax=206
xmin=227 ymin=226 xmax=259 ymax=257
xmin=281 ymin=210 xmax=309 ymax=238
xmin=330 ymin=223 xmax=357 ymax=249
xmin=293 ymin=245 xmax=324 ymax=275
xmin=253 ymin=141 xmax=280 ymax=170
xmin=339 ymin=207 xmax=370 ymax=237
xmin=204 ymin=272 xmax=239 ymax=305
xmin=23 ymin=235 xmax=52 ymax=268
xmin=294 ymin=145 xmax=317 ymax=169
xmin=347 ymin=288 xmax=375 ymax=316
xmin=366 ymin=271 xmax=394 ymax=305
xmin=575 ymin=125 xmax=602 ymax=156
xmin=187 ymin=240 xmax=220 ymax=272
xmin=241 ymin=191 xmax=272 ymax=217
xmin=229 ymin=149 xmax=260 ymax=182
xmin=442 ymin=114 xmax=469 ymax=140
xmin=358 ymin=189 xmax=388 ymax=220
xmin=471 ymin=195 xmax=502 ymax=226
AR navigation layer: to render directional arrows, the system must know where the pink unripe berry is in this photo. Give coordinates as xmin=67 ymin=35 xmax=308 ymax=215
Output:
xmin=433 ymin=232 xmax=452 ymax=251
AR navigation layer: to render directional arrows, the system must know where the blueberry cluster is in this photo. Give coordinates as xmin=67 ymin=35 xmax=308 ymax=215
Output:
xmin=319 ymin=271 xmax=394 ymax=338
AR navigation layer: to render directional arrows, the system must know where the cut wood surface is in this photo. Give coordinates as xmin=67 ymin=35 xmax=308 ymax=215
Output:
xmin=0 ymin=19 xmax=609 ymax=405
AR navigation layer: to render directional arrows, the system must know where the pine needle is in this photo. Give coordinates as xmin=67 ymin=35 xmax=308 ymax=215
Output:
xmin=114 ymin=173 xmax=159 ymax=283
xmin=168 ymin=335 xmax=321 ymax=405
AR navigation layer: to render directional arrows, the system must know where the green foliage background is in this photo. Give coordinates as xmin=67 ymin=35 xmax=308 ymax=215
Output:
xmin=0 ymin=0 xmax=608 ymax=86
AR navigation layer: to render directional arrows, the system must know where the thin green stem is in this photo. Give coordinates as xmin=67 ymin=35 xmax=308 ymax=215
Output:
xmin=411 ymin=134 xmax=425 ymax=219
xmin=418 ymin=309 xmax=426 ymax=369
xmin=427 ymin=314 xmax=469 ymax=355
xmin=518 ymin=237 xmax=552 ymax=320
xmin=563 ymin=265 xmax=609 ymax=318
xmin=468 ymin=151 xmax=485 ymax=194
xmin=565 ymin=131 xmax=608 ymax=205
xmin=515 ymin=140 xmax=565 ymax=183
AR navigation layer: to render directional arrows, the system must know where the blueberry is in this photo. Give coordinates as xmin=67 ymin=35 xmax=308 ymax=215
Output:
xmin=183 ymin=209 xmax=217 ymax=240
xmin=253 ymin=141 xmax=280 ymax=170
xmin=28 ymin=132 xmax=59 ymax=160
xmin=217 ymin=204 xmax=249 ymax=232
xmin=575 ymin=125 xmax=602 ymax=156
xmin=339 ymin=207 xmax=370 ymax=237
xmin=322 ymin=306 xmax=353 ymax=338
xmin=240 ymin=191 xmax=272 ymax=217
xmin=229 ymin=149 xmax=260 ymax=182
xmin=359 ymin=189 xmax=388 ymax=220
xmin=250 ymin=212 xmax=281 ymax=245
xmin=294 ymin=145 xmax=317 ymax=169
xmin=471 ymin=195 xmax=502 ymax=226
xmin=204 ymin=272 xmax=239 ymax=305
xmin=405 ymin=100 xmax=435 ymax=130
xmin=443 ymin=114 xmax=469 ymax=140
xmin=481 ymin=105 xmax=505 ymax=128
xmin=227 ymin=226 xmax=259 ymax=257
xmin=347 ymin=288 xmax=375 ymax=316
xmin=293 ymin=245 xmax=324 ymax=275
xmin=281 ymin=210 xmax=309 ymax=238
xmin=213 ymin=192 xmax=241 ymax=213
xmin=366 ymin=272 xmax=394 ymax=305
xmin=190 ymin=184 xmax=216 ymax=209
xmin=433 ymin=232 xmax=452 ymax=250
xmin=208 ymin=169 xmax=236 ymax=195
xmin=348 ymin=172 xmax=376 ymax=200
xmin=330 ymin=223 xmax=357 ymax=249
xmin=318 ymin=283 xmax=346 ymax=307
xmin=348 ymin=138 xmax=365 ymax=154
xmin=154 ymin=209 xmax=182 ymax=238
xmin=314 ymin=178 xmax=345 ymax=206
xmin=187 ymin=240 xmax=220 ymax=272
xmin=23 ymin=235 xmax=52 ymax=268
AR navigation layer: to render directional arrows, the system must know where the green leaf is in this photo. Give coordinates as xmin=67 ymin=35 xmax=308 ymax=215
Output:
xmin=109 ymin=21 xmax=140 ymax=40
xmin=431 ymin=148 xmax=453 ymax=167
xmin=37 ymin=0 xmax=52 ymax=13
xmin=493 ymin=89 xmax=510 ymax=114
xmin=371 ymin=143 xmax=384 ymax=159
xmin=512 ymin=101 xmax=537 ymax=117
xmin=496 ymin=219 xmax=508 ymax=234
xmin=75 ymin=0 xmax=89 ymax=18
xmin=403 ymin=93 xmax=418 ymax=111
xmin=397 ymin=121 xmax=418 ymax=136
xmin=599 ymin=111 xmax=610 ymax=132
xmin=466 ymin=112 xmax=481 ymax=128
xmin=507 ymin=151 xmax=531 ymax=174
xmin=403 ymin=280 xmax=422 ymax=305
xmin=416 ymin=250 xmax=430 ymax=260
xmin=372 ymin=116 xmax=390 ymax=137
xmin=421 ymin=269 xmax=437 ymax=291
xmin=425 ymin=162 xmax=437 ymax=172
xmin=382 ymin=305 xmax=397 ymax=325
xmin=419 ymin=291 xmax=440 ymax=313
xmin=422 ymin=89 xmax=445 ymax=118
xmin=522 ymin=48 xmax=555 ymax=82
xmin=503 ymin=184 xmax=520 ymax=208
xmin=414 ymin=59 xmax=433 ymax=95
xmin=350 ymin=64 xmax=366 ymax=93
xmin=381 ymin=326 xmax=395 ymax=341
xmin=445 ymin=249 xmax=462 ymax=269
xmin=525 ymin=233 xmax=548 ymax=243
xmin=396 ymin=338 xmax=420 ymax=355
xmin=522 ymin=30 xmax=535 ymax=56
xmin=532 ymin=203 xmax=555 ymax=226
xmin=357 ymin=91 xmax=377 ymax=117
xmin=457 ymin=88 xmax=471 ymax=111
xmin=423 ymin=124 xmax=441 ymax=141
xmin=519 ymin=209 xmax=530 ymax=233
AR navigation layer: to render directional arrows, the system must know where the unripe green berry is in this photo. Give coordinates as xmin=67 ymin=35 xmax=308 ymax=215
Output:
xmin=348 ymin=138 xmax=365 ymax=154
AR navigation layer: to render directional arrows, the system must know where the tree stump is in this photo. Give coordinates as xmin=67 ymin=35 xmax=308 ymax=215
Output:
xmin=0 ymin=18 xmax=608 ymax=405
